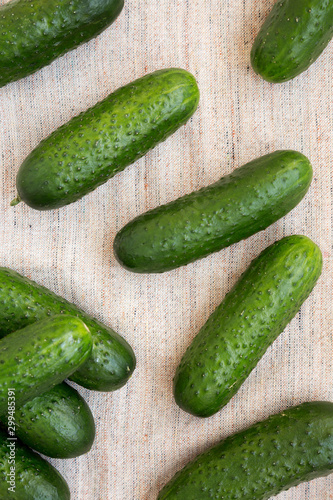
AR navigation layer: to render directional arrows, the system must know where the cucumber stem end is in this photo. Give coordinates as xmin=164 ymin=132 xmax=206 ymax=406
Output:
xmin=10 ymin=196 xmax=21 ymax=206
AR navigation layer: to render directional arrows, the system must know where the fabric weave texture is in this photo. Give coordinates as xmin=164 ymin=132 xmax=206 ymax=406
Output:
xmin=0 ymin=0 xmax=332 ymax=499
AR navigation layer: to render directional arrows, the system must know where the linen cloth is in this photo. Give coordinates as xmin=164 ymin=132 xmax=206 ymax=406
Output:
xmin=0 ymin=0 xmax=332 ymax=498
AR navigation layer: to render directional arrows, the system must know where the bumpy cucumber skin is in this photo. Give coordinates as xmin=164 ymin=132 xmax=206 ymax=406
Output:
xmin=1 ymin=383 xmax=95 ymax=459
xmin=0 ymin=314 xmax=92 ymax=414
xmin=0 ymin=267 xmax=135 ymax=391
xmin=158 ymin=401 xmax=333 ymax=500
xmin=0 ymin=427 xmax=70 ymax=499
xmin=15 ymin=69 xmax=199 ymax=210
xmin=0 ymin=0 xmax=124 ymax=88
xmin=114 ymin=150 xmax=312 ymax=273
xmin=174 ymin=236 xmax=322 ymax=418
xmin=251 ymin=0 xmax=333 ymax=83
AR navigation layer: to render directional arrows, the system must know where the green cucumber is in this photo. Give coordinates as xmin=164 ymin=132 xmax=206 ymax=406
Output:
xmin=114 ymin=150 xmax=312 ymax=273
xmin=0 ymin=267 xmax=135 ymax=391
xmin=1 ymin=383 xmax=95 ymax=459
xmin=0 ymin=0 xmax=123 ymax=88
xmin=0 ymin=315 xmax=92 ymax=414
xmin=0 ymin=427 xmax=70 ymax=499
xmin=251 ymin=0 xmax=333 ymax=83
xmin=158 ymin=401 xmax=333 ymax=500
xmin=174 ymin=235 xmax=322 ymax=418
xmin=12 ymin=69 xmax=199 ymax=210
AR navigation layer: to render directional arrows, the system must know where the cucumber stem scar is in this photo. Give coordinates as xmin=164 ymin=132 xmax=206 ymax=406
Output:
xmin=10 ymin=196 xmax=21 ymax=206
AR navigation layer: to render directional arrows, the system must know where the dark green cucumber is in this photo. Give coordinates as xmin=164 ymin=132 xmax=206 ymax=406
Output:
xmin=251 ymin=0 xmax=333 ymax=83
xmin=174 ymin=235 xmax=322 ymax=418
xmin=114 ymin=150 xmax=312 ymax=273
xmin=12 ymin=69 xmax=199 ymax=210
xmin=0 ymin=0 xmax=123 ymax=88
xmin=158 ymin=401 xmax=333 ymax=500
xmin=1 ymin=383 xmax=95 ymax=459
xmin=0 ymin=315 xmax=92 ymax=414
xmin=0 ymin=267 xmax=135 ymax=391
xmin=0 ymin=427 xmax=70 ymax=499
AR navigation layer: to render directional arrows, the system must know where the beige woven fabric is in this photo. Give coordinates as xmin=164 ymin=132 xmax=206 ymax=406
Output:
xmin=0 ymin=0 xmax=333 ymax=498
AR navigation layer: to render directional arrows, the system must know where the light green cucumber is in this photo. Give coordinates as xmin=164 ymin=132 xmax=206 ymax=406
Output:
xmin=0 ymin=267 xmax=135 ymax=391
xmin=1 ymin=383 xmax=95 ymax=459
xmin=158 ymin=401 xmax=333 ymax=500
xmin=174 ymin=235 xmax=322 ymax=417
xmin=12 ymin=68 xmax=199 ymax=210
xmin=114 ymin=150 xmax=312 ymax=273
xmin=0 ymin=427 xmax=70 ymax=499
xmin=0 ymin=315 xmax=92 ymax=414
xmin=251 ymin=0 xmax=333 ymax=82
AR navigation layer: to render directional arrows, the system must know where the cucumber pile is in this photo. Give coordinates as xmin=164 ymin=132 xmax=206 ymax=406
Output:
xmin=0 ymin=267 xmax=136 ymax=391
xmin=0 ymin=270 xmax=136 ymax=497
xmin=1 ymin=0 xmax=332 ymax=498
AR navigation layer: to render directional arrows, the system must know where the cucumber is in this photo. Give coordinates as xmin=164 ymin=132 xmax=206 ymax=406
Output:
xmin=0 ymin=315 xmax=92 ymax=414
xmin=0 ymin=0 xmax=124 ymax=88
xmin=251 ymin=0 xmax=333 ymax=83
xmin=0 ymin=427 xmax=70 ymax=499
xmin=12 ymin=69 xmax=199 ymax=210
xmin=174 ymin=235 xmax=322 ymax=417
xmin=158 ymin=401 xmax=333 ymax=500
xmin=0 ymin=267 xmax=135 ymax=391
xmin=114 ymin=150 xmax=312 ymax=273
xmin=1 ymin=383 xmax=95 ymax=459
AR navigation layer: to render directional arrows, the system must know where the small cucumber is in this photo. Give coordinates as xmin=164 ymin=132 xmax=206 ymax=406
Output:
xmin=174 ymin=235 xmax=322 ymax=417
xmin=12 ymin=69 xmax=199 ymax=210
xmin=114 ymin=150 xmax=312 ymax=273
xmin=0 ymin=315 xmax=92 ymax=414
xmin=251 ymin=0 xmax=333 ymax=83
xmin=1 ymin=383 xmax=95 ymax=459
xmin=158 ymin=401 xmax=333 ymax=500
xmin=0 ymin=0 xmax=124 ymax=88
xmin=0 ymin=267 xmax=135 ymax=391
xmin=0 ymin=427 xmax=70 ymax=499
